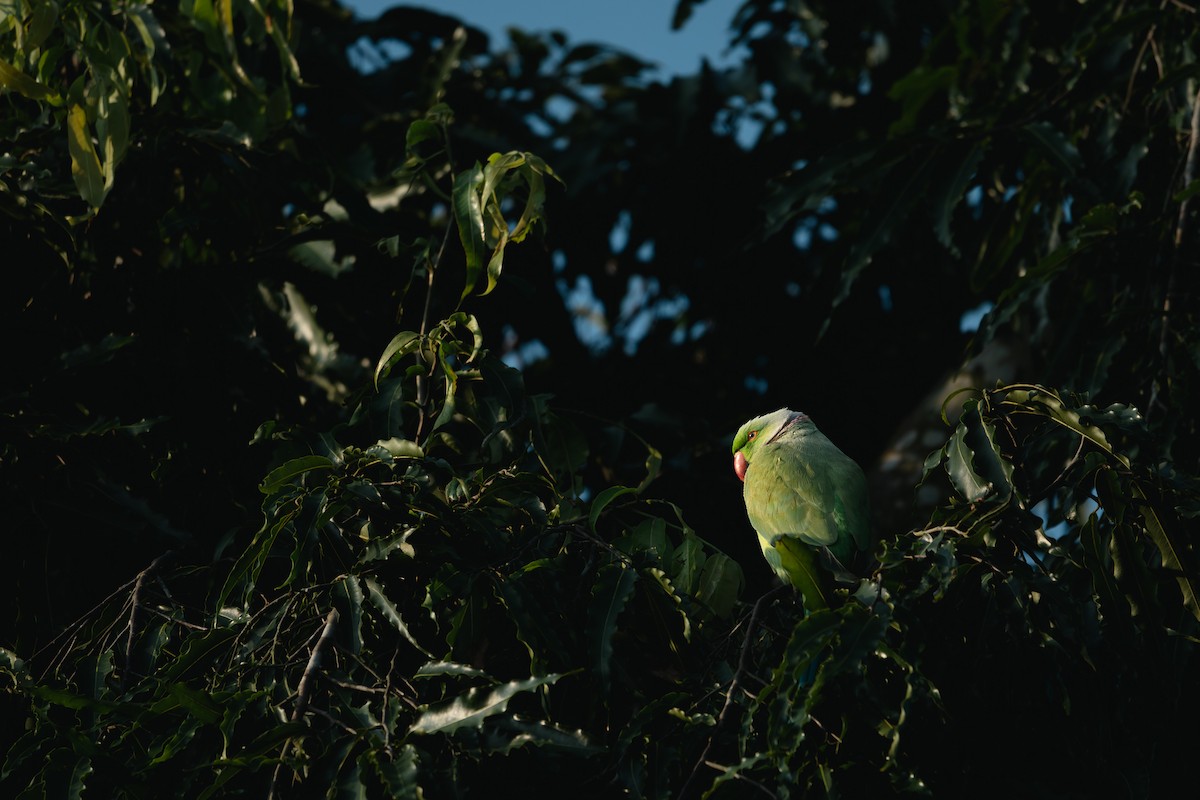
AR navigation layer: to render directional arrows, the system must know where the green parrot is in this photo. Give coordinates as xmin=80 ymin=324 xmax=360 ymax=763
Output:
xmin=732 ymin=408 xmax=873 ymax=612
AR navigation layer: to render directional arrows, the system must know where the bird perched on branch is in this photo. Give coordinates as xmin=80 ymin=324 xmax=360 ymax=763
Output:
xmin=732 ymin=409 xmax=873 ymax=612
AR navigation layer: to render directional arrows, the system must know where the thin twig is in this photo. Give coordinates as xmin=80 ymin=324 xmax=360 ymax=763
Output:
xmin=701 ymin=761 xmax=779 ymax=799
xmin=1121 ymin=1 xmax=1168 ymax=114
xmin=1151 ymin=80 xmax=1200 ymax=416
xmin=677 ymin=586 xmax=785 ymax=800
xmin=136 ymin=605 xmax=207 ymax=632
xmin=269 ymin=608 xmax=340 ymax=800
xmin=33 ymin=576 xmax=139 ymax=678
xmin=414 ymin=124 xmax=458 ymax=445
xmin=122 ymin=551 xmax=174 ymax=690
xmin=292 ymin=608 xmax=339 ymax=722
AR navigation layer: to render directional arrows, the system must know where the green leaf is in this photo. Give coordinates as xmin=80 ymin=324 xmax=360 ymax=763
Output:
xmin=1080 ymin=512 xmax=1130 ymax=627
xmin=363 ymin=576 xmax=432 ymax=656
xmin=362 ymin=744 xmax=421 ymax=799
xmin=164 ymin=628 xmax=238 ymax=682
xmin=932 ymin=142 xmax=986 ymax=256
xmin=415 ymin=661 xmax=493 ymax=680
xmin=453 ymin=163 xmax=487 ymax=300
xmin=670 ymin=534 xmax=706 ymax=596
xmin=0 ymin=59 xmax=56 ymax=101
xmin=167 ymin=683 xmax=224 ymax=725
xmin=614 ymin=517 xmax=672 ymax=563
xmin=814 ymin=604 xmax=887 ymax=685
xmin=587 ymin=564 xmax=638 ymax=693
xmin=480 ymin=715 xmax=599 ymax=755
xmin=1003 ymin=386 xmax=1132 ymax=467
xmin=1132 ymin=483 xmax=1200 ymax=622
xmin=42 ymin=748 xmax=92 ymax=800
xmin=496 ymin=575 xmax=571 ymax=670
xmin=886 ymin=65 xmax=956 ymax=135
xmin=26 ymin=0 xmax=60 ymax=51
xmin=1022 ymin=121 xmax=1083 ymax=177
xmin=333 ymin=576 xmax=364 ymax=655
xmin=408 ymin=673 xmax=562 ymax=735
xmin=695 ymin=554 xmax=744 ymax=619
xmin=1173 ymin=177 xmax=1200 ymax=203
xmin=944 ymin=423 xmax=990 ymax=502
xmin=374 ymin=331 xmax=421 ymax=389
xmin=259 ymin=455 xmax=334 ymax=494
xmin=67 ymin=104 xmax=106 ymax=209
xmin=763 ymin=608 xmax=842 ymax=752
xmin=588 ymin=485 xmax=636 ymax=531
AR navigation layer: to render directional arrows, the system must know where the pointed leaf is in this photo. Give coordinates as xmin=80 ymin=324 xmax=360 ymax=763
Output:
xmin=453 ymin=163 xmax=487 ymax=300
xmin=0 ymin=60 xmax=55 ymax=101
xmin=588 ymin=486 xmax=636 ymax=531
xmin=374 ymin=331 xmax=421 ymax=389
xmin=1133 ymin=484 xmax=1200 ymax=622
xmin=364 ymin=577 xmax=433 ymax=656
xmin=409 ymin=674 xmax=561 ymax=735
xmin=696 ymin=553 xmax=744 ymax=619
xmin=587 ymin=564 xmax=638 ymax=693
xmin=944 ymin=424 xmax=990 ymax=502
xmin=333 ymin=576 xmax=364 ymax=654
xmin=259 ymin=455 xmax=334 ymax=494
xmin=67 ymin=104 xmax=106 ymax=208
xmin=1022 ymin=121 xmax=1083 ymax=177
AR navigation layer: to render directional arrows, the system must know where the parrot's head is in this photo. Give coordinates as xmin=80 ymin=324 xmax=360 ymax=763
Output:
xmin=731 ymin=408 xmax=810 ymax=481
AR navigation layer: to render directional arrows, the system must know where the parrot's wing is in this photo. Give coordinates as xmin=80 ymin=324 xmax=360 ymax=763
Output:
xmin=745 ymin=455 xmax=844 ymax=549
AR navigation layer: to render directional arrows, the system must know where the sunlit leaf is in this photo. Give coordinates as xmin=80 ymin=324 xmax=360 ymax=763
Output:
xmin=259 ymin=455 xmax=334 ymax=494
xmin=409 ymin=674 xmax=562 ymax=735
xmin=0 ymin=59 xmax=56 ymax=101
xmin=374 ymin=331 xmax=422 ymax=389
xmin=67 ymin=104 xmax=106 ymax=208
xmin=453 ymin=163 xmax=487 ymax=300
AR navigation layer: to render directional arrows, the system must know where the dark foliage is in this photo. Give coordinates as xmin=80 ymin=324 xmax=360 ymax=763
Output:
xmin=2 ymin=0 xmax=1198 ymax=797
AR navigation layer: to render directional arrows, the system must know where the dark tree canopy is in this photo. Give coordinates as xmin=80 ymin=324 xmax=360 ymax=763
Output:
xmin=2 ymin=0 xmax=1198 ymax=797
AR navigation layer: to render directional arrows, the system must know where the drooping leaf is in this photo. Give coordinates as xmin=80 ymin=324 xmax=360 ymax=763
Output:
xmin=1132 ymin=483 xmax=1200 ymax=622
xmin=0 ymin=59 xmax=56 ymax=101
xmin=260 ymin=455 xmax=334 ymax=495
xmin=588 ymin=485 xmax=636 ymax=531
xmin=333 ymin=576 xmax=365 ymax=655
xmin=944 ymin=422 xmax=991 ymax=503
xmin=453 ymin=162 xmax=487 ymax=300
xmin=587 ymin=564 xmax=638 ymax=693
xmin=67 ymin=104 xmax=106 ymax=208
xmin=374 ymin=331 xmax=422 ymax=389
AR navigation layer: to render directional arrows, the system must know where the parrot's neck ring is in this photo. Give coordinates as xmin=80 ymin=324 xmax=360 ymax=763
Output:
xmin=766 ymin=411 xmax=810 ymax=445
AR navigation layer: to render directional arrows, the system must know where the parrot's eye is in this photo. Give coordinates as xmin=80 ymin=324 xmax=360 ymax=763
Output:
xmin=747 ymin=431 xmax=757 ymax=441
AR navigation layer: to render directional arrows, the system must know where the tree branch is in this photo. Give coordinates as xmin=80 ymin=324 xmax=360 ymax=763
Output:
xmin=677 ymin=585 xmax=786 ymax=800
xmin=292 ymin=608 xmax=340 ymax=722
xmin=1151 ymin=79 xmax=1200 ymax=416
xmin=269 ymin=607 xmax=340 ymax=800
xmin=122 ymin=551 xmax=175 ymax=689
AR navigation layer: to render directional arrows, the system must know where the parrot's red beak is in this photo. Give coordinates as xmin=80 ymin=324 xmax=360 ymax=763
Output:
xmin=733 ymin=451 xmax=748 ymax=482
